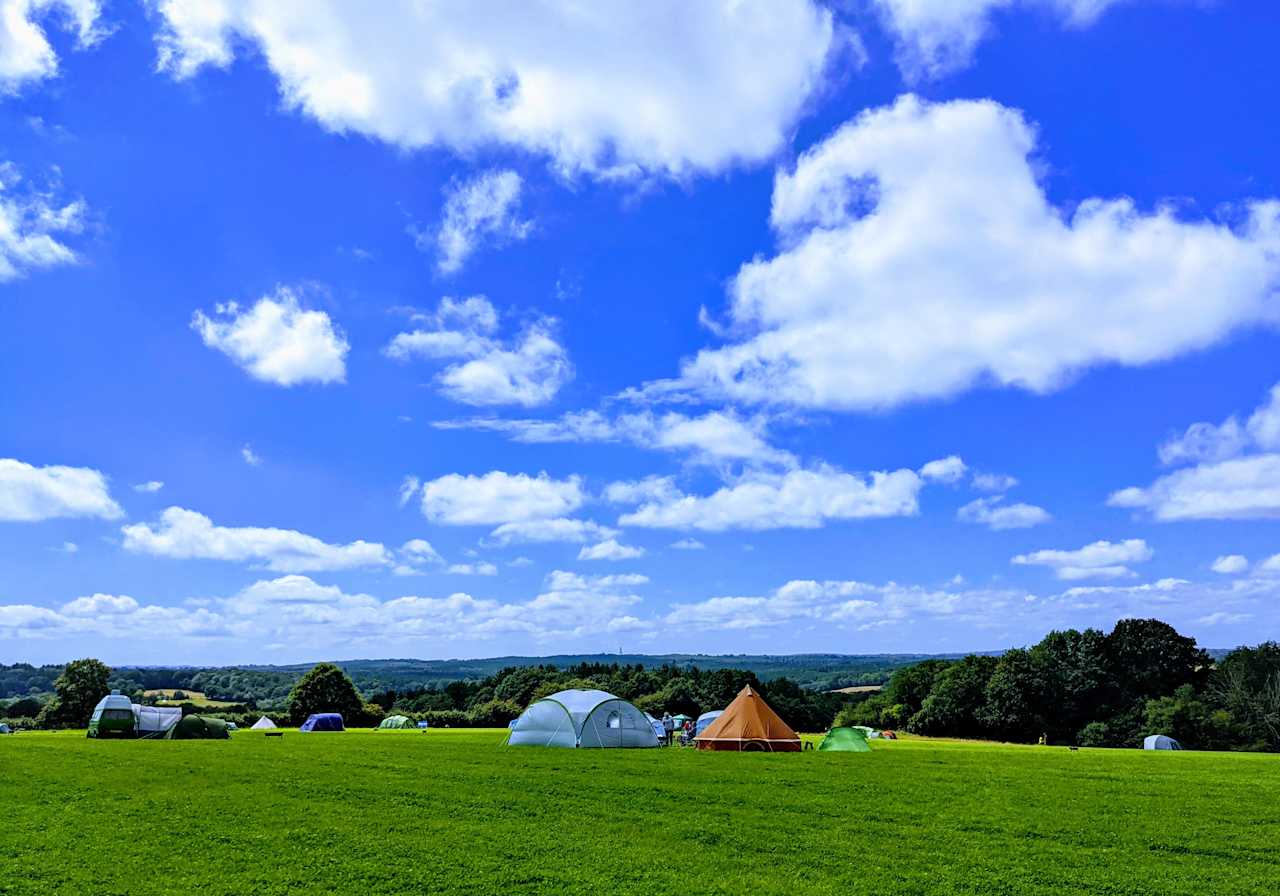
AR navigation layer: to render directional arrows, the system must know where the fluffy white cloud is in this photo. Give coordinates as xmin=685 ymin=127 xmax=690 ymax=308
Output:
xmin=665 ymin=577 xmax=1027 ymax=633
xmin=121 ymin=506 xmax=392 ymax=572
xmin=616 ymin=465 xmax=926 ymax=531
xmin=1111 ymin=455 xmax=1280 ymax=522
xmin=1114 ymin=383 xmax=1280 ymax=521
xmin=386 ymin=296 xmax=571 ymax=407
xmin=433 ymin=169 xmax=531 ymax=274
xmin=669 ymin=538 xmax=706 ymax=551
xmin=418 ymin=470 xmax=584 ymax=526
xmin=0 ymin=458 xmax=122 ymax=521
xmin=872 ymin=0 xmax=1128 ymax=80
xmin=447 ymin=561 xmax=498 ymax=576
xmin=1012 ymin=538 xmax=1152 ymax=580
xmin=193 ymin=287 xmax=349 ymax=386
xmin=436 ymin=408 xmax=795 ymax=468
xmin=132 ymin=480 xmax=164 ymax=493
xmin=971 ymin=472 xmax=1018 ymax=493
xmin=919 ymin=455 xmax=967 ymax=484
xmin=240 ymin=444 xmax=262 ymax=466
xmin=488 ymin=518 xmax=617 ymax=546
xmin=0 ymin=161 xmax=85 ymax=280
xmin=646 ymin=96 xmax=1280 ymax=412
xmin=957 ymin=495 xmax=1051 ymax=530
xmin=152 ymin=0 xmax=837 ymax=177
xmin=0 ymin=0 xmax=103 ymax=94
xmin=1212 ymin=554 xmax=1248 ymax=575
xmin=61 ymin=593 xmax=139 ymax=616
xmin=578 ymin=539 xmax=646 ymax=561
xmin=1158 ymin=384 xmax=1280 ymax=466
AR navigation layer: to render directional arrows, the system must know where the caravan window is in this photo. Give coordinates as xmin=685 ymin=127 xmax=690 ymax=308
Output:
xmin=101 ymin=709 xmax=133 ymax=721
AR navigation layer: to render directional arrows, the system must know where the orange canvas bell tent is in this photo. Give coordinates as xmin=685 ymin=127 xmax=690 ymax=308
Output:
xmin=693 ymin=685 xmax=802 ymax=752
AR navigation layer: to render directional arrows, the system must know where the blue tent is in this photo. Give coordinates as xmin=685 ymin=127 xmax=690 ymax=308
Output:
xmin=695 ymin=710 xmax=724 ymax=736
xmin=417 ymin=720 xmax=431 ymax=729
xmin=1143 ymin=734 xmax=1182 ymax=750
xmin=299 ymin=713 xmax=345 ymax=732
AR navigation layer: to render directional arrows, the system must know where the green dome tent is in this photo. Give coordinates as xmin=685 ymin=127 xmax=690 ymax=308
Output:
xmin=165 ymin=715 xmax=230 ymax=740
xmin=818 ymin=727 xmax=871 ymax=752
xmin=377 ymin=715 xmax=414 ymax=730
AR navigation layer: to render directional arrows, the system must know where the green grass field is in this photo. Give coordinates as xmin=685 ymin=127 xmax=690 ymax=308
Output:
xmin=1 ymin=730 xmax=1277 ymax=895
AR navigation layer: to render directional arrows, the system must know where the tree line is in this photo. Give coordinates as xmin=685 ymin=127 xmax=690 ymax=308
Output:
xmin=839 ymin=619 xmax=1280 ymax=751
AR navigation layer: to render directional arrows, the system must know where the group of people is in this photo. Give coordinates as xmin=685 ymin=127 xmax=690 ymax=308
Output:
xmin=660 ymin=712 xmax=694 ymax=746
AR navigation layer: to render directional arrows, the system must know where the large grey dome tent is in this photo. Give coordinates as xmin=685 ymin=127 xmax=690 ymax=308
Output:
xmin=1144 ymin=734 xmax=1182 ymax=750
xmin=508 ymin=689 xmax=658 ymax=748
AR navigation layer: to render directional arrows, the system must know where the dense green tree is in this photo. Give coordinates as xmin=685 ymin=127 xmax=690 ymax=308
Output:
xmin=1209 ymin=642 xmax=1280 ymax=750
xmin=37 ymin=658 xmax=111 ymax=729
xmin=1106 ymin=619 xmax=1210 ymax=703
xmin=4 ymin=696 xmax=43 ymax=718
xmin=978 ymin=648 xmax=1049 ymax=741
xmin=909 ymin=656 xmax=998 ymax=736
xmin=287 ymin=663 xmax=380 ymax=726
xmin=1031 ymin=628 xmax=1112 ymax=742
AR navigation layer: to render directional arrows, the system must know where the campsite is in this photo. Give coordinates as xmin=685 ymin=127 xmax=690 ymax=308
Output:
xmin=1 ymin=727 xmax=1277 ymax=895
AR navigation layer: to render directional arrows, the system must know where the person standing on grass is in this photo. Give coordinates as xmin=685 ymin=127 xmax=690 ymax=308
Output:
xmin=662 ymin=712 xmax=674 ymax=746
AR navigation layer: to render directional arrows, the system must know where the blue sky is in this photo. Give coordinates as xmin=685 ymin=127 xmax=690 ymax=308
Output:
xmin=2 ymin=0 xmax=1279 ymax=665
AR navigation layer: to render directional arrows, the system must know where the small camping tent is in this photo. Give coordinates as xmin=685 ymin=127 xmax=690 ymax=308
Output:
xmin=694 ymin=710 xmax=724 ymax=736
xmin=299 ymin=713 xmax=345 ymax=732
xmin=0 ymin=723 xmax=11 ymax=734
xmin=1143 ymin=734 xmax=1182 ymax=751
xmin=818 ymin=727 xmax=871 ymax=752
xmin=377 ymin=715 xmax=413 ymax=730
xmin=417 ymin=720 xmax=431 ymax=730
xmin=87 ymin=691 xmax=137 ymax=738
xmin=166 ymin=715 xmax=230 ymax=740
xmin=693 ymin=686 xmax=802 ymax=752
xmin=250 ymin=716 xmax=277 ymax=730
xmin=508 ymin=689 xmax=658 ymax=749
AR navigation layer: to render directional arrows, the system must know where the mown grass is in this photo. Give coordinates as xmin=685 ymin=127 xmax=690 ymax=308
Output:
xmin=1 ymin=730 xmax=1277 ymax=895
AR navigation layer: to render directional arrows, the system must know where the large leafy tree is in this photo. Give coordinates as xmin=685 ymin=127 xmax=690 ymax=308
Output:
xmin=37 ymin=658 xmax=111 ymax=729
xmin=909 ymin=655 xmax=998 ymax=736
xmin=286 ymin=663 xmax=370 ymax=725
xmin=1106 ymin=618 xmax=1210 ymax=703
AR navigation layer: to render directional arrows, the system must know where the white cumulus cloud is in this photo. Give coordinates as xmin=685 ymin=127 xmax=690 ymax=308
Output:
xmin=121 ymin=506 xmax=392 ymax=573
xmin=385 ymin=296 xmax=571 ymax=407
xmin=872 ymin=0 xmax=1130 ymax=80
xmin=1111 ymin=383 xmax=1280 ymax=521
xmin=0 ymin=0 xmax=104 ymax=94
xmin=193 ymin=287 xmax=349 ymax=386
xmin=152 ymin=0 xmax=838 ymax=177
xmin=578 ymin=539 xmax=646 ymax=561
xmin=1211 ymin=555 xmax=1248 ymax=575
xmin=436 ymin=408 xmax=795 ymax=468
xmin=417 ymin=470 xmax=584 ymax=526
xmin=1012 ymin=538 xmax=1152 ymax=581
xmin=645 ymin=96 xmax=1280 ymax=412
xmin=0 ymin=161 xmax=86 ymax=281
xmin=433 ymin=169 xmax=531 ymax=274
xmin=615 ymin=464 xmax=927 ymax=532
xmin=957 ymin=495 xmax=1051 ymax=530
xmin=0 ymin=458 xmax=122 ymax=521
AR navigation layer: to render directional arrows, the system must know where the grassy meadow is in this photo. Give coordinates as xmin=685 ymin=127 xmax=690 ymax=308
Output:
xmin=1 ymin=729 xmax=1277 ymax=895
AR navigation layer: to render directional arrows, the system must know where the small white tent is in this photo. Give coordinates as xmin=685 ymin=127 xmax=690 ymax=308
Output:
xmin=1143 ymin=734 xmax=1182 ymax=750
xmin=250 ymin=716 xmax=277 ymax=730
